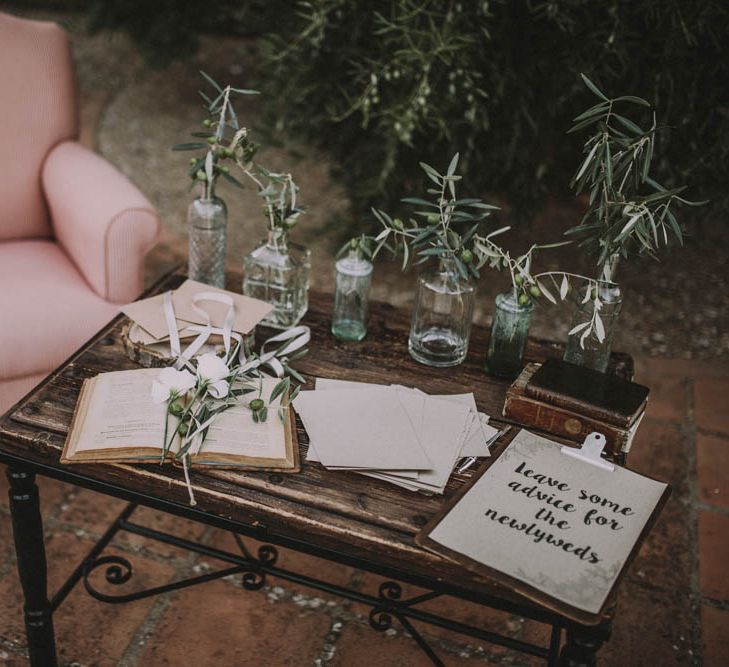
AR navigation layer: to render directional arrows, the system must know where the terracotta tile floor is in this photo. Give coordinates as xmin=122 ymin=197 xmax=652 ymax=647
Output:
xmin=1 ymin=356 xmax=728 ymax=666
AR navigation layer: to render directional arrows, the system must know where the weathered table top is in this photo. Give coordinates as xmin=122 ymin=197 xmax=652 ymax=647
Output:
xmin=0 ymin=271 xmax=632 ymax=625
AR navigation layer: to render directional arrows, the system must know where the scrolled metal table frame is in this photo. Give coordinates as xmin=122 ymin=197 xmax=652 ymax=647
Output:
xmin=4 ymin=457 xmax=612 ymax=667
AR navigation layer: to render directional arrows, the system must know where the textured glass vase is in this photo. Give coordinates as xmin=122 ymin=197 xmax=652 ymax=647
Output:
xmin=408 ymin=258 xmax=475 ymax=367
xmin=331 ymin=248 xmax=373 ymax=341
xmin=243 ymin=232 xmax=311 ymax=329
xmin=187 ymin=184 xmax=227 ymax=288
xmin=485 ymin=291 xmax=534 ymax=379
xmin=564 ymin=256 xmax=622 ymax=373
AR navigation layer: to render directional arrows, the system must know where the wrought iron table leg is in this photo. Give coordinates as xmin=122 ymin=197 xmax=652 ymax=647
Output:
xmin=6 ymin=467 xmax=58 ymax=667
xmin=558 ymin=622 xmax=611 ymax=667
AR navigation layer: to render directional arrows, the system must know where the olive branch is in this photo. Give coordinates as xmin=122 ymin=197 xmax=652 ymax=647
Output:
xmin=567 ymin=73 xmax=704 ymax=277
xmin=174 ymin=72 xmax=305 ymax=243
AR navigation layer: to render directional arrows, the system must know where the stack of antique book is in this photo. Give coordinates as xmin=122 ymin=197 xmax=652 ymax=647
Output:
xmin=503 ymin=358 xmax=649 ymax=456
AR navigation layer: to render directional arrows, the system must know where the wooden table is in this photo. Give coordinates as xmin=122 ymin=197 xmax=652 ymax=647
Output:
xmin=0 ymin=271 xmax=633 ymax=667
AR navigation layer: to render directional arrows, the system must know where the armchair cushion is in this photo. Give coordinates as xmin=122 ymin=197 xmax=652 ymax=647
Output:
xmin=43 ymin=141 xmax=160 ymax=303
xmin=0 ymin=240 xmax=119 ymax=380
xmin=0 ymin=372 xmax=46 ymax=415
xmin=0 ymin=13 xmax=77 ymax=241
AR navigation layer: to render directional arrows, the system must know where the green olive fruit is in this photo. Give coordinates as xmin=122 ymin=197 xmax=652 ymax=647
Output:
xmin=529 ymin=284 xmax=541 ymax=298
xmin=206 ymin=136 xmax=217 ymax=145
xmin=202 ymin=118 xmax=212 ymax=128
xmin=460 ymin=249 xmax=473 ymax=264
xmin=189 ymin=157 xmax=197 ymax=166
xmin=591 ymin=287 xmax=598 ymax=300
xmin=177 ymin=422 xmax=189 ymax=436
xmin=427 ymin=214 xmax=440 ymax=225
xmin=168 ymin=400 xmax=184 ymax=417
xmin=518 ymin=293 xmax=531 ymax=307
xmin=249 ymin=398 xmax=265 ymax=412
xmin=218 ymin=165 xmax=229 ymax=174
xmin=392 ymin=217 xmax=404 ymax=231
xmin=349 ymin=238 xmax=359 ymax=250
xmin=514 ymin=274 xmax=524 ymax=286
xmin=195 ymin=170 xmax=207 ymax=181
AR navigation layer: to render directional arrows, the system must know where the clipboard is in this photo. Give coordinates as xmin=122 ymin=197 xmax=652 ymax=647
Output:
xmin=416 ymin=429 xmax=671 ymax=625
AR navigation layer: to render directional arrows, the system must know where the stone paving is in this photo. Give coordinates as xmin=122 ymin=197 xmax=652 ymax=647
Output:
xmin=1 ymin=7 xmax=729 ymax=666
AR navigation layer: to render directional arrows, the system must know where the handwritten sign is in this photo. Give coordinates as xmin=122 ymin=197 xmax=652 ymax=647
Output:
xmin=426 ymin=430 xmax=668 ymax=615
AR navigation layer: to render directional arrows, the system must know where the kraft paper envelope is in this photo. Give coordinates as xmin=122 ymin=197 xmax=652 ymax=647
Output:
xmin=172 ymin=279 xmax=273 ymax=334
xmin=121 ymin=294 xmax=180 ymax=340
xmin=128 ymin=322 xmax=216 ymax=346
xmin=294 ymin=387 xmax=432 ymax=470
xmin=121 ymin=280 xmax=273 ymax=340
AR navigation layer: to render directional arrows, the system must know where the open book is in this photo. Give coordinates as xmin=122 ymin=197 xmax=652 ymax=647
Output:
xmin=61 ymin=369 xmax=299 ymax=471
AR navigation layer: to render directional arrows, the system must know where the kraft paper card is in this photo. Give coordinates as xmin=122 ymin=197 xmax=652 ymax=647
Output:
xmin=294 ymin=387 xmax=432 ymax=471
xmin=312 ymin=379 xmax=493 ymax=460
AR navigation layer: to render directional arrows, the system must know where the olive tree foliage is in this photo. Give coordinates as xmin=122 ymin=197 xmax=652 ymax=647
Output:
xmin=87 ymin=0 xmax=727 ymax=226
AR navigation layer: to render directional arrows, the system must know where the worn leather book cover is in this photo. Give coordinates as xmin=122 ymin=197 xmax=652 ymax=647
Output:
xmin=503 ymin=364 xmax=645 ymax=458
xmin=525 ymin=358 xmax=649 ymax=428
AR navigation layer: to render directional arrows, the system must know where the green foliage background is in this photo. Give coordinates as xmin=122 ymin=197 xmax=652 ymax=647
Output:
xmin=86 ymin=0 xmax=728 ymax=225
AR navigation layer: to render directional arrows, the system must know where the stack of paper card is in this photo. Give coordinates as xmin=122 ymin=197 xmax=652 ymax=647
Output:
xmin=121 ymin=279 xmax=274 ymax=350
xmin=294 ymin=378 xmax=499 ymax=494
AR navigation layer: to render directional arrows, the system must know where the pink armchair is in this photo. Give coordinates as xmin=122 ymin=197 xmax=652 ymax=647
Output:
xmin=0 ymin=13 xmax=160 ymax=412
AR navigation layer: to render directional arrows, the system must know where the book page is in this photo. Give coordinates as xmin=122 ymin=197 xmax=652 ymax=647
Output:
xmin=72 ymin=369 xmax=166 ymax=453
xmin=193 ymin=377 xmax=288 ymax=462
xmin=427 ymin=430 xmax=667 ymax=615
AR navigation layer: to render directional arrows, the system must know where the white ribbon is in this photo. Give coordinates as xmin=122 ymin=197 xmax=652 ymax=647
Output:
xmin=162 ymin=291 xmax=241 ymax=370
xmin=239 ymin=325 xmax=311 ymax=377
xmin=163 ymin=291 xmax=181 ymax=359
xmin=161 ymin=289 xmax=310 ymax=378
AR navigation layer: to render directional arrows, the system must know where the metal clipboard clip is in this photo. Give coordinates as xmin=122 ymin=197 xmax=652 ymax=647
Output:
xmin=561 ymin=432 xmax=615 ymax=472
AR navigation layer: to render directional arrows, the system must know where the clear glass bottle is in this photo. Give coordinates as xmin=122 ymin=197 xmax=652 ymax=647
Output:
xmin=331 ymin=247 xmax=373 ymax=341
xmin=484 ymin=291 xmax=534 ymax=379
xmin=188 ymin=182 xmax=227 ymax=288
xmin=408 ymin=257 xmax=475 ymax=367
xmin=243 ymin=231 xmax=311 ymax=329
xmin=564 ymin=255 xmax=622 ymax=373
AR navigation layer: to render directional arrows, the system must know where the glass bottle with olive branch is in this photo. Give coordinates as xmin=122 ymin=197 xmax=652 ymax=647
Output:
xmin=173 ymin=72 xmax=258 ymax=289
xmin=331 ymin=236 xmax=374 ymax=341
xmin=475 ymin=239 xmax=563 ymax=379
xmin=562 ymin=74 xmax=701 ymax=372
xmin=480 ymin=242 xmax=538 ymax=380
xmin=241 ymin=168 xmax=311 ymax=329
xmin=474 ymin=233 xmax=605 ymax=379
xmin=372 ymin=153 xmax=499 ymax=367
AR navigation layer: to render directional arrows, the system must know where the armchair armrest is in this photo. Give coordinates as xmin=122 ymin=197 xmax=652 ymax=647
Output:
xmin=42 ymin=141 xmax=161 ymax=303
